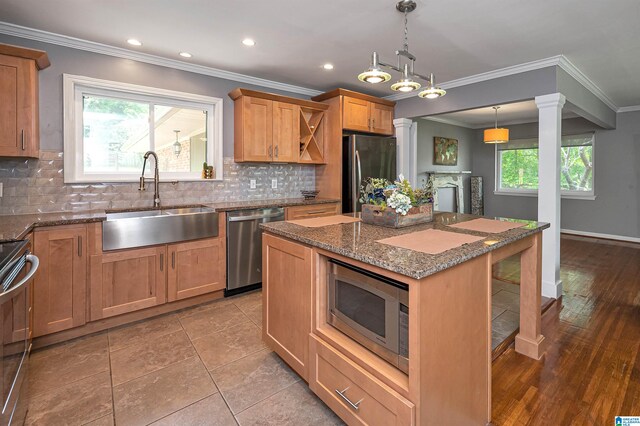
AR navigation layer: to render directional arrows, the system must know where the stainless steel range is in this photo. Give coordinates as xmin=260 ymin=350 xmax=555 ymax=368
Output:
xmin=0 ymin=240 xmax=39 ymax=425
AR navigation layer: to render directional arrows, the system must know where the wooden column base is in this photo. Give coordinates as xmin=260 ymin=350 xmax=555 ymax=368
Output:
xmin=515 ymin=334 xmax=547 ymax=360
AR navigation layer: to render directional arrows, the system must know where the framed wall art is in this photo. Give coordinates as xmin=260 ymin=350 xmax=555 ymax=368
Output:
xmin=433 ymin=137 xmax=458 ymax=165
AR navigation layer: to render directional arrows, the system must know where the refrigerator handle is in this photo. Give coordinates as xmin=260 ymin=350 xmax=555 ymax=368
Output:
xmin=355 ymin=149 xmax=362 ymax=205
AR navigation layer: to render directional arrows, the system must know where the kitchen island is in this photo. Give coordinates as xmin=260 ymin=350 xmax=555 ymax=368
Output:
xmin=261 ymin=212 xmax=549 ymax=425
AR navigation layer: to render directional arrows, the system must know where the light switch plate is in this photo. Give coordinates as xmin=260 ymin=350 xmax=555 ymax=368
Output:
xmin=271 ymin=179 xmax=277 ymax=189
xmin=250 ymin=179 xmax=256 ymax=189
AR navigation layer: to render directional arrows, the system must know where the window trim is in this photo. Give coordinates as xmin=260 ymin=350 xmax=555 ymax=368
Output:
xmin=63 ymin=74 xmax=224 ymax=183
xmin=494 ymin=135 xmax=596 ymax=200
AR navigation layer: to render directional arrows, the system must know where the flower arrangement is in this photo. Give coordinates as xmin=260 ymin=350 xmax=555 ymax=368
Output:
xmin=359 ymin=175 xmax=433 ymax=216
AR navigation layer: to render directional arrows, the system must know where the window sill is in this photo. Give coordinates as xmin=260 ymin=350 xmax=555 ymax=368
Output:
xmin=493 ymin=191 xmax=596 ymax=200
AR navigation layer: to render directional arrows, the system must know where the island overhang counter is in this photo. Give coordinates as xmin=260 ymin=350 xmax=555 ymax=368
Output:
xmin=260 ymin=212 xmax=550 ymax=426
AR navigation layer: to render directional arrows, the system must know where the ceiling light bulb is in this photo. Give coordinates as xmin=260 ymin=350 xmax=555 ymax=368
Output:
xmin=242 ymin=38 xmax=255 ymax=46
xmin=127 ymin=39 xmax=142 ymax=46
xmin=179 ymin=52 xmax=192 ymax=58
xmin=323 ymin=63 xmax=334 ymax=70
xmin=390 ymin=79 xmax=421 ymax=92
xmin=418 ymin=86 xmax=447 ymax=99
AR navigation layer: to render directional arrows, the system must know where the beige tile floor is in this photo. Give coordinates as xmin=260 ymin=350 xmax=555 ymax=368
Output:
xmin=25 ymin=290 xmax=343 ymax=426
xmin=26 ymin=282 xmax=527 ymax=425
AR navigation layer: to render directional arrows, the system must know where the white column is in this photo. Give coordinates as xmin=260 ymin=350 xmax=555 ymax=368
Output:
xmin=535 ymin=93 xmax=566 ymax=299
xmin=393 ymin=118 xmax=417 ymax=183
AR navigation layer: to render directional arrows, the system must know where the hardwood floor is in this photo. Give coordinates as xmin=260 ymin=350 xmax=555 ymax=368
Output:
xmin=492 ymin=236 xmax=640 ymax=425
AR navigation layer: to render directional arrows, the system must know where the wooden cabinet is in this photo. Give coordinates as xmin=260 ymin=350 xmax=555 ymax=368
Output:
xmin=285 ymin=202 xmax=341 ymax=220
xmin=342 ymin=96 xmax=371 ymax=133
xmin=262 ymin=233 xmax=313 ymax=380
xmin=0 ymin=44 xmax=49 ymax=158
xmin=342 ymin=96 xmax=395 ymax=136
xmin=89 ymin=246 xmax=167 ymax=320
xmin=33 ymin=226 xmax=87 ymax=337
xmin=237 ymin=96 xmax=273 ymax=162
xmin=230 ymin=88 xmax=328 ymax=163
xmin=370 ymin=102 xmax=395 ymax=135
xmin=167 ymin=237 xmax=225 ymax=302
xmin=309 ymin=335 xmax=415 ymax=426
xmin=272 ymin=101 xmax=300 ymax=163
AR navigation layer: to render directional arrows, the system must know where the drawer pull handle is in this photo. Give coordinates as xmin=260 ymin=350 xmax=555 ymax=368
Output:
xmin=160 ymin=253 xmax=164 ymax=272
xmin=306 ymin=210 xmax=328 ymax=214
xmin=335 ymin=387 xmax=363 ymax=411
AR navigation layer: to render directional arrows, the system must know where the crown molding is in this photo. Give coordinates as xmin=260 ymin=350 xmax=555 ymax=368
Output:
xmin=0 ymin=21 xmax=323 ymax=97
xmin=384 ymin=56 xmax=567 ymax=102
xmin=385 ymin=55 xmax=626 ymax=114
xmin=618 ymin=105 xmax=640 ymax=113
xmin=420 ymin=116 xmax=475 ymax=129
xmin=555 ymin=56 xmax=617 ymax=111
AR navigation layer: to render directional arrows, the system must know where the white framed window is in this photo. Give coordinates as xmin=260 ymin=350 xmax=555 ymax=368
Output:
xmin=495 ymin=133 xmax=595 ymax=200
xmin=63 ymin=74 xmax=223 ymax=183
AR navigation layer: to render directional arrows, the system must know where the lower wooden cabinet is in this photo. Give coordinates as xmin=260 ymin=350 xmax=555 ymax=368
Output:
xmin=284 ymin=202 xmax=340 ymax=220
xmin=33 ymin=226 xmax=87 ymax=337
xmin=309 ymin=335 xmax=415 ymax=426
xmin=90 ymin=246 xmax=167 ymax=320
xmin=167 ymin=238 xmax=225 ymax=302
xmin=262 ymin=233 xmax=312 ymax=380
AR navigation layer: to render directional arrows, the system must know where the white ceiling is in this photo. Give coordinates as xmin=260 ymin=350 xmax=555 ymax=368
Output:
xmin=1 ymin=0 xmax=639 ymax=107
xmin=425 ymin=100 xmax=579 ymax=129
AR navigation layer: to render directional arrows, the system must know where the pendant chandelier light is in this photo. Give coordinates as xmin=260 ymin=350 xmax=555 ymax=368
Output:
xmin=357 ymin=0 xmax=445 ymax=99
xmin=173 ymin=130 xmax=182 ymax=156
xmin=483 ymin=107 xmax=509 ymax=144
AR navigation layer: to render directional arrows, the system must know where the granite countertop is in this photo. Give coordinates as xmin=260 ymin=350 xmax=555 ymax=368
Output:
xmin=261 ymin=212 xmax=549 ymax=280
xmin=0 ymin=211 xmax=107 ymax=242
xmin=0 ymin=198 xmax=340 ymax=242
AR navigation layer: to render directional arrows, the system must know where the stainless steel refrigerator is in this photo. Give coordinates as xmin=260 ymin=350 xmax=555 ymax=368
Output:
xmin=343 ymin=134 xmax=397 ymax=213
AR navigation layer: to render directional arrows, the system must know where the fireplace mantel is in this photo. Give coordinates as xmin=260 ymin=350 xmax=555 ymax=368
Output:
xmin=428 ymin=172 xmax=471 ymax=213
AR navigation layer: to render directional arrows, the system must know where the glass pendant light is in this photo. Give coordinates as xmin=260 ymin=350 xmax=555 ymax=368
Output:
xmin=173 ymin=130 xmax=182 ymax=156
xmin=483 ymin=107 xmax=509 ymax=144
xmin=390 ymin=64 xmax=421 ymax=92
xmin=418 ymin=73 xmax=446 ymax=99
xmin=358 ymin=52 xmax=392 ymax=84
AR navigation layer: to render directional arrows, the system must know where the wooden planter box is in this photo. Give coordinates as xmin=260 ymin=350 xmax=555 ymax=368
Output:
xmin=361 ymin=203 xmax=434 ymax=228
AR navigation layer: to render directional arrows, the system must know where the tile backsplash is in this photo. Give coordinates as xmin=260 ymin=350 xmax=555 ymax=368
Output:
xmin=0 ymin=151 xmax=316 ymax=215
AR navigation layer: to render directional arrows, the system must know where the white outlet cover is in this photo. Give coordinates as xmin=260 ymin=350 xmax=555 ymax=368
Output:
xmin=271 ymin=179 xmax=277 ymax=189
xmin=250 ymin=179 xmax=256 ymax=189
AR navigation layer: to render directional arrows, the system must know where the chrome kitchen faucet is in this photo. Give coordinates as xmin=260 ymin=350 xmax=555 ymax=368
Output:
xmin=139 ymin=151 xmax=161 ymax=207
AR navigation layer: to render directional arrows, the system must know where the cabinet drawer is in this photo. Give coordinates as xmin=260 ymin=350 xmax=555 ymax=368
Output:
xmin=285 ymin=203 xmax=340 ymax=220
xmin=309 ymin=335 xmax=414 ymax=426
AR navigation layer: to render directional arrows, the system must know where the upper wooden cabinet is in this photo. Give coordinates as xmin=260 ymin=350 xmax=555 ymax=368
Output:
xmin=312 ymin=88 xmax=396 ymax=136
xmin=33 ymin=225 xmax=87 ymax=337
xmin=230 ymin=88 xmax=328 ymax=163
xmin=0 ymin=44 xmax=50 ymax=158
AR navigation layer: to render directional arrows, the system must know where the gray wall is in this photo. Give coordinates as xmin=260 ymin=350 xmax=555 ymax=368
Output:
xmin=471 ymin=114 xmax=640 ymax=239
xmin=415 ymin=119 xmax=474 ymax=213
xmin=0 ymin=34 xmax=309 ymax=157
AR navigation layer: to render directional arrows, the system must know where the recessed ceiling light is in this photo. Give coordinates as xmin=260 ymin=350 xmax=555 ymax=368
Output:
xmin=242 ymin=38 xmax=256 ymax=47
xmin=179 ymin=52 xmax=192 ymax=58
xmin=323 ymin=63 xmax=334 ymax=70
xmin=127 ymin=39 xmax=142 ymax=46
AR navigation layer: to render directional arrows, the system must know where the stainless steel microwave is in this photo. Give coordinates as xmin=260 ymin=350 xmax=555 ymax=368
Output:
xmin=327 ymin=260 xmax=409 ymax=374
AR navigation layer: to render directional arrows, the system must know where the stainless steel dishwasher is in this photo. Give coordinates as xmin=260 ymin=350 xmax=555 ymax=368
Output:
xmin=226 ymin=207 xmax=285 ymax=296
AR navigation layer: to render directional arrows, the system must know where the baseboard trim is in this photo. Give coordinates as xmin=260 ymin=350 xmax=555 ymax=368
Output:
xmin=561 ymin=228 xmax=640 ymax=244
xmin=542 ymin=279 xmax=563 ymax=299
